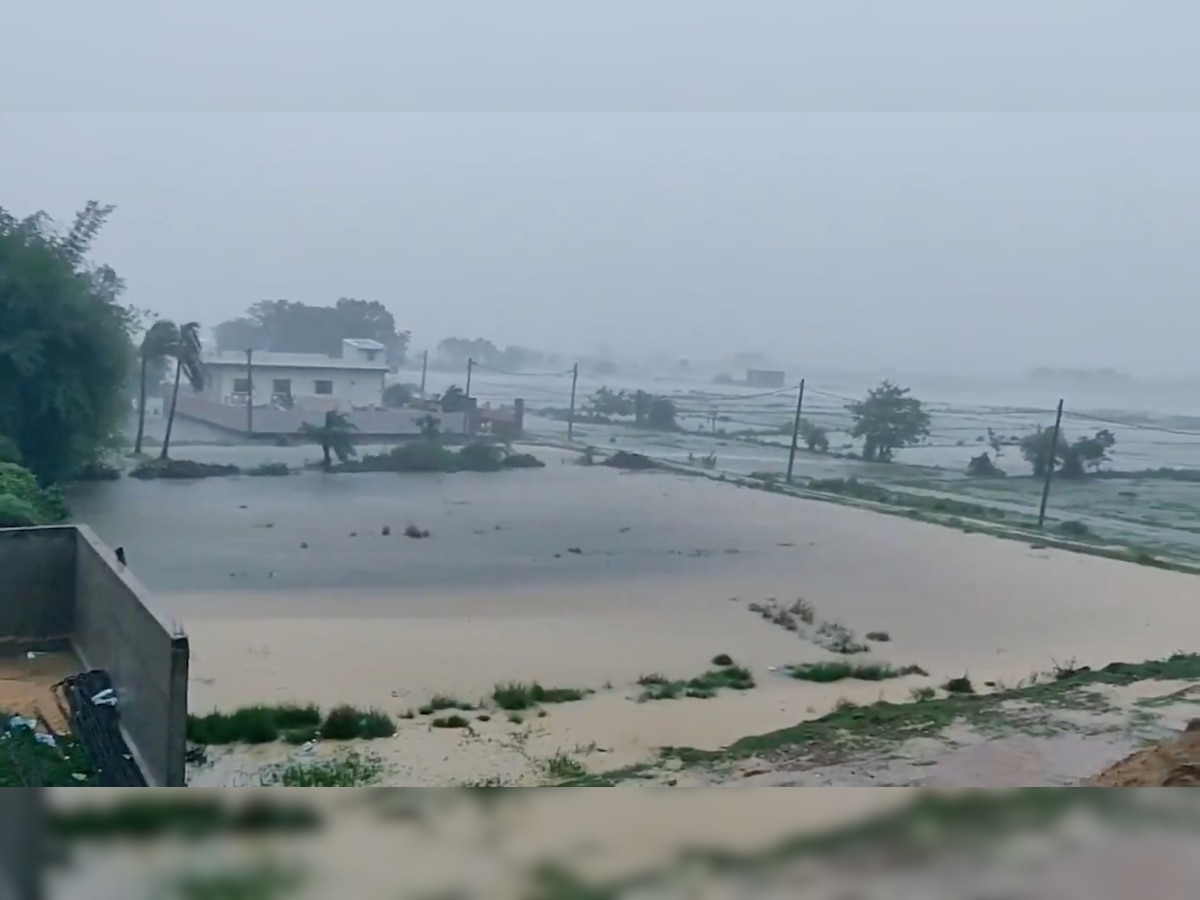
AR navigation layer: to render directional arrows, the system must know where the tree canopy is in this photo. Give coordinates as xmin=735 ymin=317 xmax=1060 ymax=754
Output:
xmin=215 ymin=298 xmax=410 ymax=365
xmin=0 ymin=202 xmax=136 ymax=482
xmin=1019 ymin=426 xmax=1115 ymax=479
xmin=845 ymin=381 xmax=931 ymax=462
xmin=435 ymin=338 xmax=552 ymax=372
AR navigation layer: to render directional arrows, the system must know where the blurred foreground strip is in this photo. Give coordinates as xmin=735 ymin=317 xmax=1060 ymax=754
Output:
xmin=20 ymin=788 xmax=1200 ymax=899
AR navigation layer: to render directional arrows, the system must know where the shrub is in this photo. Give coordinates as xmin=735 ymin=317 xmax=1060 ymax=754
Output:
xmin=319 ymin=705 xmax=395 ymax=741
xmin=788 ymin=662 xmax=900 ymax=683
xmin=491 ymin=682 xmax=586 ymax=710
xmin=187 ymin=704 xmax=321 ymax=745
xmin=431 ymin=714 xmax=471 ymax=729
xmin=130 ymin=459 xmax=240 ymax=480
xmin=246 ymin=462 xmax=290 ymax=477
xmin=1057 ymin=519 xmax=1090 ymax=538
xmin=0 ymin=462 xmax=68 ymax=524
xmin=966 ymin=452 xmax=1003 ymax=477
xmin=264 ymin=751 xmax=384 ymax=787
xmin=942 ymin=676 xmax=975 ymax=695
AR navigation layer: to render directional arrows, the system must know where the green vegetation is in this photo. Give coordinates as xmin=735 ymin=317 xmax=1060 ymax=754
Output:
xmin=129 ymin=459 xmax=240 ymax=480
xmin=319 ymin=705 xmax=396 ymax=740
xmin=787 ymin=661 xmax=903 ymax=683
xmin=262 ymin=751 xmax=384 ymax=787
xmin=584 ymin=386 xmax=678 ymax=431
xmin=545 ymin=750 xmax=586 ymax=780
xmin=637 ymin=666 xmax=755 ymax=701
xmin=439 ymin=384 xmax=467 ymax=412
xmin=334 ymin=440 xmax=544 ymax=474
xmin=966 ymin=452 xmax=1003 ymax=477
xmin=845 ymin=380 xmax=931 ymax=462
xmin=187 ymin=704 xmax=322 ymax=745
xmin=1019 ymin=426 xmax=1117 ymax=479
xmin=187 ymin=703 xmax=394 ymax=745
xmin=382 ymin=382 xmax=414 ymax=407
xmin=568 ymin=652 xmax=1200 ymax=786
xmin=0 ymin=717 xmax=97 ymax=786
xmin=214 ymin=298 xmax=410 ymax=364
xmin=417 ymin=694 xmax=474 ymax=715
xmin=942 ymin=675 xmax=976 ymax=694
xmin=491 ymin=681 xmax=588 ymax=711
xmin=48 ymin=797 xmax=322 ymax=838
xmin=431 ymin=714 xmax=471 ymax=728
xmin=0 ymin=461 xmax=68 ymax=526
xmin=1 ymin=201 xmax=138 ymax=483
xmin=298 ymin=410 xmax=358 ymax=472
xmin=246 ymin=462 xmax=290 ymax=476
xmin=799 ymin=418 xmax=830 ymax=453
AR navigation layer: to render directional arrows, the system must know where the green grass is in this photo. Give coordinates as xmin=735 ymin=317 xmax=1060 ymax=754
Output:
xmin=187 ymin=704 xmax=322 ymax=745
xmin=788 ymin=661 xmax=901 ymax=683
xmin=431 ymin=714 xmax=471 ymax=729
xmin=48 ymin=798 xmax=322 ymax=839
xmin=418 ymin=694 xmax=474 ymax=715
xmin=188 ymin=703 xmax=395 ymax=745
xmin=545 ymin=751 xmax=586 ymax=780
xmin=0 ymin=717 xmax=97 ymax=787
xmin=245 ymin=462 xmax=291 ymax=476
xmin=262 ymin=751 xmax=384 ymax=787
xmin=491 ymin=681 xmax=589 ymax=711
xmin=638 ymin=666 xmax=755 ymax=701
xmin=319 ymin=705 xmax=396 ymax=740
xmin=564 ymin=652 xmax=1200 ymax=786
xmin=942 ymin=676 xmax=976 ymax=695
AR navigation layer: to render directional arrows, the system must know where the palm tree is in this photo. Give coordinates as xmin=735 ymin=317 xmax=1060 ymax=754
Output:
xmin=134 ymin=320 xmax=178 ymax=455
xmin=160 ymin=322 xmax=205 ymax=459
xmin=298 ymin=410 xmax=357 ymax=471
xmin=440 ymin=385 xmax=466 ymax=413
xmin=416 ymin=413 xmax=441 ymax=442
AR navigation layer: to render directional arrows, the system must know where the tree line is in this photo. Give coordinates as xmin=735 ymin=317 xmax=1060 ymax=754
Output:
xmin=215 ymin=299 xmax=411 ymax=365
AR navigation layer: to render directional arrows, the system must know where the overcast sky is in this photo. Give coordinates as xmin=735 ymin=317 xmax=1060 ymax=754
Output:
xmin=3 ymin=2 xmax=1199 ymax=375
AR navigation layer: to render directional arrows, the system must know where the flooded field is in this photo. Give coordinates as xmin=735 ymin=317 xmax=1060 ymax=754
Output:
xmin=399 ymin=367 xmax=1200 ymax=565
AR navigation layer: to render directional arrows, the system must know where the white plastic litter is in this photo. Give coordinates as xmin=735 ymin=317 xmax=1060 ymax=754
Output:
xmin=7 ymin=715 xmax=37 ymax=731
xmin=91 ymin=688 xmax=117 ymax=707
xmin=34 ymin=732 xmax=56 ymax=748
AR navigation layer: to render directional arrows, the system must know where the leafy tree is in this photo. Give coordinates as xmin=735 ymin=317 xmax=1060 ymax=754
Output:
xmin=213 ymin=317 xmax=268 ymax=352
xmin=297 ymin=411 xmax=358 ymax=471
xmin=1018 ymin=427 xmax=1114 ymax=479
xmin=382 ymin=383 xmax=414 ymax=408
xmin=1018 ymin=426 xmax=1068 ymax=479
xmin=966 ymin=452 xmax=1004 ymax=477
xmin=416 ymin=413 xmax=441 ymax=442
xmin=1067 ymin=429 xmax=1116 ymax=476
xmin=436 ymin=337 xmax=499 ymax=368
xmin=439 ymin=385 xmax=467 ymax=413
xmin=799 ymin=418 xmax=830 ymax=453
xmin=134 ymin=320 xmax=179 ymax=454
xmin=218 ymin=298 xmax=409 ymax=363
xmin=0 ymin=201 xmax=135 ymax=482
xmin=0 ymin=462 xmax=68 ymax=526
xmin=645 ymin=397 xmax=678 ymax=431
xmin=587 ymin=387 xmax=634 ymax=417
xmin=845 ymin=381 xmax=931 ymax=462
xmin=160 ymin=323 xmax=206 ymax=459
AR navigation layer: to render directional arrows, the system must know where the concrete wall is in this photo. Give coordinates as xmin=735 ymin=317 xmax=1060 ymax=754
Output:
xmin=0 ymin=525 xmax=188 ymax=787
xmin=0 ymin=527 xmax=75 ymax=650
xmin=202 ymin=363 xmax=386 ymax=408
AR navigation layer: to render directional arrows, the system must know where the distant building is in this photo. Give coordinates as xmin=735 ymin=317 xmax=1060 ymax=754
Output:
xmin=198 ymin=338 xmax=389 ymax=410
xmin=745 ymin=369 xmax=786 ymax=388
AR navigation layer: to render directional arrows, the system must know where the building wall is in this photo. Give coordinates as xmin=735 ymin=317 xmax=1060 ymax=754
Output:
xmin=201 ymin=364 xmax=386 ymax=409
xmin=0 ymin=525 xmax=189 ymax=787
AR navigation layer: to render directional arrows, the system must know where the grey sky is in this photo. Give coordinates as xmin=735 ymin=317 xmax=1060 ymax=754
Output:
xmin=4 ymin=3 xmax=1199 ymax=374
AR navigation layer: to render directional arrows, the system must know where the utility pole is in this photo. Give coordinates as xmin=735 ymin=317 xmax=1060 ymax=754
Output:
xmin=245 ymin=348 xmax=254 ymax=435
xmin=419 ymin=350 xmax=428 ymax=398
xmin=785 ymin=379 xmax=806 ymax=485
xmin=1037 ymin=398 xmax=1065 ymax=528
xmin=463 ymin=358 xmax=474 ymax=436
xmin=567 ymin=363 xmax=579 ymax=442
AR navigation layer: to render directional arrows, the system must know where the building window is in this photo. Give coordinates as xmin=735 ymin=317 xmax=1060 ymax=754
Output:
xmin=314 ymin=379 xmax=333 ymax=395
xmin=232 ymin=377 xmax=251 ymax=394
xmin=272 ymin=378 xmax=292 ymax=395
xmin=365 ymin=349 xmax=378 ymax=361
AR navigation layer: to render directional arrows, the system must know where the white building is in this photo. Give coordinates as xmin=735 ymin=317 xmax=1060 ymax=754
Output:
xmin=198 ymin=338 xmax=389 ymax=410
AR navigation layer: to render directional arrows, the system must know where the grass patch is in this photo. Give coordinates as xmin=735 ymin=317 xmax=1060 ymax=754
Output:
xmin=404 ymin=523 xmax=431 ymax=539
xmin=545 ymin=751 xmax=586 ymax=781
xmin=910 ymin=686 xmax=937 ymax=702
xmin=788 ymin=661 xmax=901 ymax=683
xmin=639 ymin=666 xmax=755 ymax=701
xmin=0 ymin=718 xmax=97 ymax=787
xmin=319 ymin=705 xmax=396 ymax=740
xmin=187 ymin=704 xmax=321 ymax=745
xmin=262 ymin=751 xmax=384 ymax=787
xmin=491 ymin=682 xmax=588 ymax=711
xmin=711 ymin=653 xmax=734 ymax=667
xmin=130 ymin=459 xmax=240 ymax=480
xmin=420 ymin=694 xmax=474 ymax=714
xmin=431 ymin=714 xmax=471 ymax=729
xmin=245 ymin=462 xmax=290 ymax=476
xmin=942 ymin=676 xmax=976 ymax=695
xmin=332 ymin=441 xmax=546 ymax=474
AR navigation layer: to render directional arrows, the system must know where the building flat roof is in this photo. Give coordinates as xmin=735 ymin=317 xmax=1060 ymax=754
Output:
xmin=343 ymin=338 xmax=387 ymax=350
xmin=201 ymin=351 xmax=388 ymax=371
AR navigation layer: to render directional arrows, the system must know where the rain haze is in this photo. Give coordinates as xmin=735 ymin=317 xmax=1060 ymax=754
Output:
xmin=5 ymin=1 xmax=1200 ymax=376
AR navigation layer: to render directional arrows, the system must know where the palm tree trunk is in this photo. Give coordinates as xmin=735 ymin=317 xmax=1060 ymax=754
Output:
xmin=161 ymin=361 xmax=183 ymax=459
xmin=134 ymin=354 xmax=149 ymax=454
xmin=322 ymin=439 xmax=332 ymax=471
